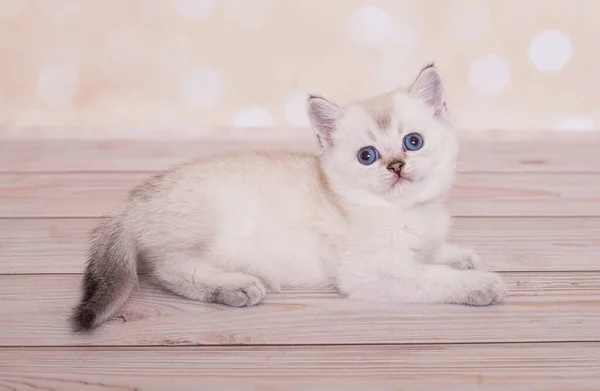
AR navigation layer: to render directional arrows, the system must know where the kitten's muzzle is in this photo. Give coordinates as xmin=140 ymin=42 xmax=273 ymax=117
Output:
xmin=387 ymin=159 xmax=405 ymax=176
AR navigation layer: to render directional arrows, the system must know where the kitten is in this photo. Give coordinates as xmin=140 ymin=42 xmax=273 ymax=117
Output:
xmin=71 ymin=64 xmax=507 ymax=332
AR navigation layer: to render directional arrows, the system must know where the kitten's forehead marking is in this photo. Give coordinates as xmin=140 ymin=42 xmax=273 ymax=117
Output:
xmin=367 ymin=130 xmax=376 ymax=142
xmin=357 ymin=92 xmax=395 ymax=131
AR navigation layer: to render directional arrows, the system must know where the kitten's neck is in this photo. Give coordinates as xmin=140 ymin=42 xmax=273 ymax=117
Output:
xmin=326 ymin=180 xmax=446 ymax=221
xmin=341 ymin=189 xmax=445 ymax=216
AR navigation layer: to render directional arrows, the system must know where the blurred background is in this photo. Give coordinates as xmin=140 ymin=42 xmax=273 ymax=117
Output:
xmin=1 ymin=0 xmax=598 ymax=138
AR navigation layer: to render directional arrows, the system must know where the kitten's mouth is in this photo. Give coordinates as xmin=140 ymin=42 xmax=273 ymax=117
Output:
xmin=391 ymin=175 xmax=411 ymax=187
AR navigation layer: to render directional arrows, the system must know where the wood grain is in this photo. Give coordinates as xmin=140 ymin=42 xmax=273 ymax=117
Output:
xmin=1 ymin=273 xmax=599 ymax=346
xmin=2 ymin=217 xmax=599 ymax=274
xmin=1 ymin=344 xmax=599 ymax=391
xmin=2 ymin=131 xmax=600 ymax=173
xmin=1 ymin=172 xmax=599 ymax=217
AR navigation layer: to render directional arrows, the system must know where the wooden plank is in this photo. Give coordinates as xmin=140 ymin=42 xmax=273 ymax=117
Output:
xmin=1 ymin=273 xmax=599 ymax=346
xmin=0 ymin=219 xmax=90 ymax=274
xmin=450 ymin=173 xmax=600 ymax=217
xmin=0 ymin=172 xmax=141 ymax=218
xmin=1 ymin=172 xmax=599 ymax=217
xmin=0 ymin=138 xmax=319 ymax=173
xmin=2 ymin=217 xmax=599 ymax=274
xmin=2 ymin=131 xmax=600 ymax=173
xmin=1 ymin=343 xmax=599 ymax=391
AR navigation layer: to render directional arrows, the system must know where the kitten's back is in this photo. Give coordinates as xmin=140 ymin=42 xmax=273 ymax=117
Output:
xmin=125 ymin=150 xmax=342 ymax=253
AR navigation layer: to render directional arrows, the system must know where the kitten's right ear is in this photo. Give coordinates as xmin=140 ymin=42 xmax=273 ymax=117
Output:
xmin=307 ymin=95 xmax=344 ymax=148
xmin=409 ymin=63 xmax=449 ymax=122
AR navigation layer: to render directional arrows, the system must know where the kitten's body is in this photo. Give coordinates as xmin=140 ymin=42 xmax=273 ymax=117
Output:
xmin=72 ymin=65 xmax=507 ymax=332
xmin=130 ymin=152 xmax=341 ymax=291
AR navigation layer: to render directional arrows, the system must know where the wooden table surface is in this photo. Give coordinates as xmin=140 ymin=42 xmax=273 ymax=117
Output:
xmin=1 ymin=131 xmax=599 ymax=390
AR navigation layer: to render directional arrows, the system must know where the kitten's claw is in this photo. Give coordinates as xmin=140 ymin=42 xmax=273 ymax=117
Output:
xmin=447 ymin=248 xmax=481 ymax=270
xmin=462 ymin=272 xmax=507 ymax=306
xmin=212 ymin=279 xmax=266 ymax=307
xmin=442 ymin=247 xmax=481 ymax=270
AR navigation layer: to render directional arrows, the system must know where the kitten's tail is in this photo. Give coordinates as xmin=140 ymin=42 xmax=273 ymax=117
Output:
xmin=70 ymin=215 xmax=137 ymax=332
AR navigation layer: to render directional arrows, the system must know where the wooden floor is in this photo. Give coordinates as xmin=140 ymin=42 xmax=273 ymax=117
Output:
xmin=1 ymin=131 xmax=600 ymax=390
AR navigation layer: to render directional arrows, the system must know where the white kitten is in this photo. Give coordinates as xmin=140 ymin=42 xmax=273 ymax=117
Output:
xmin=71 ymin=64 xmax=507 ymax=332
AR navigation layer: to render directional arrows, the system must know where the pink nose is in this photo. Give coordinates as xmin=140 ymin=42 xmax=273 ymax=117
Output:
xmin=387 ymin=160 xmax=404 ymax=175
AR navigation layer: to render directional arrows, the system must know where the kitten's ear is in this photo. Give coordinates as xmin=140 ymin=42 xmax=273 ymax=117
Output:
xmin=409 ymin=63 xmax=448 ymax=121
xmin=307 ymin=95 xmax=344 ymax=148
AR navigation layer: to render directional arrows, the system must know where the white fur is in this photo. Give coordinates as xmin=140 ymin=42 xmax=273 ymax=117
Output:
xmin=116 ymin=66 xmax=507 ymax=308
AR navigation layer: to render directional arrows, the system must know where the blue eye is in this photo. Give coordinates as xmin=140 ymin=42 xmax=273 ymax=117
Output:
xmin=403 ymin=133 xmax=424 ymax=151
xmin=357 ymin=146 xmax=379 ymax=165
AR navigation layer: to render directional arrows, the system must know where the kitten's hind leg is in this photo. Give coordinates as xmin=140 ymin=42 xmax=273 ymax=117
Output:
xmin=151 ymin=255 xmax=266 ymax=307
xmin=433 ymin=243 xmax=481 ymax=270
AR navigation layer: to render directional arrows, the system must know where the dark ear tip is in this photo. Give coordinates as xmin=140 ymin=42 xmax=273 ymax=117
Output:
xmin=422 ymin=62 xmax=436 ymax=72
xmin=307 ymin=94 xmax=324 ymax=102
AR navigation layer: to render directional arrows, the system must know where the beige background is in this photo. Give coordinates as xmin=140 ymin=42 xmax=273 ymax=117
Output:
xmin=1 ymin=0 xmax=599 ymax=138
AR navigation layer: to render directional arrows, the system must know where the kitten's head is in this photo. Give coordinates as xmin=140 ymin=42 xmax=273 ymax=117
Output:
xmin=308 ymin=64 xmax=458 ymax=206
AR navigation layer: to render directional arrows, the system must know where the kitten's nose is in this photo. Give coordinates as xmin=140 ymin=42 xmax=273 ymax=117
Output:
xmin=387 ymin=160 xmax=405 ymax=175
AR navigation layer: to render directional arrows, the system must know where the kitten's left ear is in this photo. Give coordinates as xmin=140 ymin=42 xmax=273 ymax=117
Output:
xmin=307 ymin=95 xmax=344 ymax=148
xmin=409 ymin=63 xmax=449 ymax=121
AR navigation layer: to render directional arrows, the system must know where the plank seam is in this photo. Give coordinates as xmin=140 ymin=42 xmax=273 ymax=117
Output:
xmin=3 ymin=270 xmax=600 ymax=277
xmin=2 ymin=215 xmax=599 ymax=220
xmin=2 ymin=340 xmax=600 ymax=349
xmin=3 ymin=215 xmax=600 ymax=219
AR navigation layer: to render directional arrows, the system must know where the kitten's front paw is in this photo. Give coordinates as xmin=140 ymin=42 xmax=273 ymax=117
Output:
xmin=462 ymin=272 xmax=507 ymax=306
xmin=445 ymin=248 xmax=481 ymax=270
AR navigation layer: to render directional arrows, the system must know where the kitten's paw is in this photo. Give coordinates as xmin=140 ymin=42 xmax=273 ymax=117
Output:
xmin=212 ymin=278 xmax=267 ymax=307
xmin=462 ymin=272 xmax=507 ymax=306
xmin=445 ymin=248 xmax=481 ymax=270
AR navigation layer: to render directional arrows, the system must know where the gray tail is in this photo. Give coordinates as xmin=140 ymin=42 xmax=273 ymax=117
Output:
xmin=70 ymin=216 xmax=137 ymax=332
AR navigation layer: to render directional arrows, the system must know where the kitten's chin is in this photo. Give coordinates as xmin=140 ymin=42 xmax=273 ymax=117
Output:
xmin=386 ymin=174 xmax=413 ymax=191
